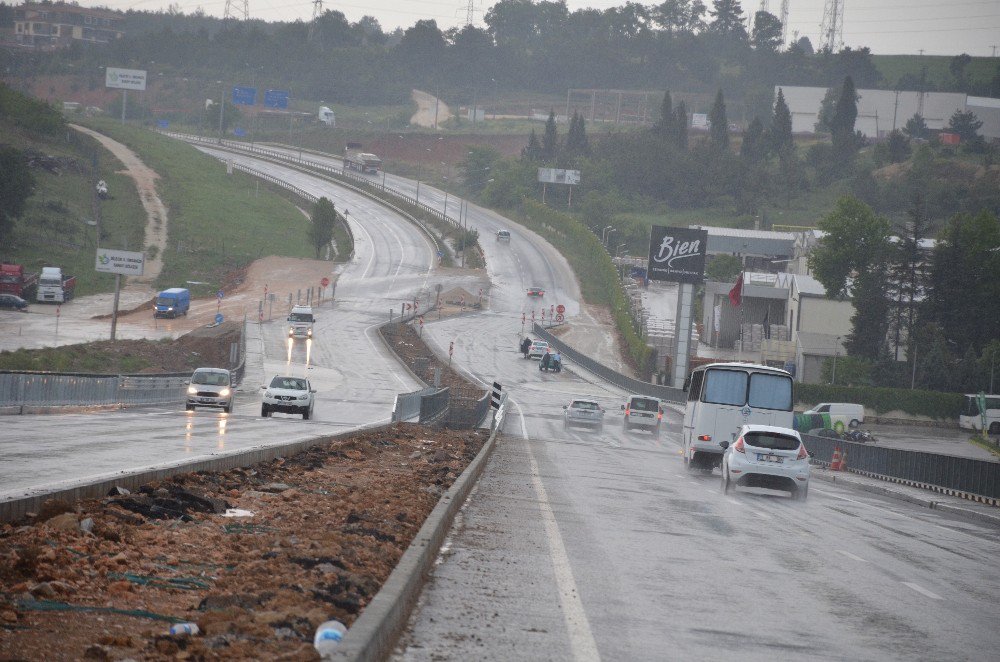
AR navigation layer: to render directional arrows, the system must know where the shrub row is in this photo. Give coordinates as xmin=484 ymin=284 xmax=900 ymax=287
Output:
xmin=796 ymin=383 xmax=964 ymax=420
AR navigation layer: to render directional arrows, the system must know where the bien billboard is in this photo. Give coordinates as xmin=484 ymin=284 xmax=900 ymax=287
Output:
xmin=646 ymin=226 xmax=708 ymax=284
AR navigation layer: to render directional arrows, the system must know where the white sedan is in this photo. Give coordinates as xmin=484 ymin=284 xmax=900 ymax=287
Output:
xmin=720 ymin=424 xmax=811 ymax=500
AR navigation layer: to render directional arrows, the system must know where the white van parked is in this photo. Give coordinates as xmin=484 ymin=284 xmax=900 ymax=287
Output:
xmin=802 ymin=403 xmax=865 ymax=431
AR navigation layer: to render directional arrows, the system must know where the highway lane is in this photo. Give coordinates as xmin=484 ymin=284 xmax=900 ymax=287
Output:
xmin=393 ymin=313 xmax=1000 ymax=660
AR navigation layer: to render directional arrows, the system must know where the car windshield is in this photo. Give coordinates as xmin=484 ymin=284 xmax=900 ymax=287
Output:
xmin=155 ymin=297 xmax=175 ymax=306
xmin=271 ymin=376 xmax=306 ymax=390
xmin=630 ymin=398 xmax=659 ymax=412
xmin=571 ymin=401 xmax=600 ymax=410
xmin=288 ymin=313 xmax=314 ymax=322
xmin=193 ymin=371 xmax=229 ymax=385
xmin=744 ymin=431 xmax=800 ymax=450
xmin=532 ymin=341 xmax=548 ymax=348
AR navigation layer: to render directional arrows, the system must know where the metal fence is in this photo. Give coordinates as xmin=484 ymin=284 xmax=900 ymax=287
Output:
xmin=393 ymin=387 xmax=440 ymax=422
xmin=532 ymin=323 xmax=685 ymax=404
xmin=446 ymin=388 xmax=492 ymax=429
xmin=802 ymin=433 xmax=1000 ymax=500
xmin=419 ymin=388 xmax=451 ymax=424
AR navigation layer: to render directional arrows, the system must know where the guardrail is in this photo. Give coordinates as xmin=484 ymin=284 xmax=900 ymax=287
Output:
xmin=802 ymin=433 xmax=1000 ymax=502
xmin=532 ymin=323 xmax=685 ymax=404
xmin=392 ymin=387 xmax=441 ymax=422
xmin=419 ymin=387 xmax=451 ymax=424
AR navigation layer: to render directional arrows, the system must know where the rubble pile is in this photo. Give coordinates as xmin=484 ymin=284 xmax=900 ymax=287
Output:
xmin=0 ymin=424 xmax=486 ymax=660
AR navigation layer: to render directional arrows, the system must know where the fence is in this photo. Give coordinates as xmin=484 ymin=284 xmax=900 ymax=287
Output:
xmin=532 ymin=323 xmax=685 ymax=404
xmin=0 ymin=321 xmax=248 ymax=413
xmin=393 ymin=386 xmax=441 ymax=422
xmin=419 ymin=387 xmax=451 ymax=424
xmin=802 ymin=433 xmax=1000 ymax=502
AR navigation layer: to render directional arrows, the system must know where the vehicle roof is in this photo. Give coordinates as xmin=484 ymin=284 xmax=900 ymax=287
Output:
xmin=531 ymin=339 xmax=548 ymax=344
xmin=695 ymin=362 xmax=790 ymax=375
xmin=626 ymin=394 xmax=661 ymax=401
xmin=570 ymin=399 xmax=600 ymax=405
xmin=160 ymin=287 xmax=188 ymax=295
xmin=740 ymin=424 xmax=802 ymax=437
xmin=194 ymin=367 xmax=230 ymax=373
xmin=291 ymin=304 xmax=313 ymax=311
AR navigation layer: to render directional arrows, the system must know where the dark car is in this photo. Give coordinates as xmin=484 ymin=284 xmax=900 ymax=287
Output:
xmin=0 ymin=294 xmax=28 ymax=311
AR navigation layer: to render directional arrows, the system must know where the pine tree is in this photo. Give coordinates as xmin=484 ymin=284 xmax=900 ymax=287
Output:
xmin=309 ymin=197 xmax=337 ymax=259
xmin=770 ymin=88 xmax=793 ymax=156
xmin=708 ymin=89 xmax=729 ymax=151
xmin=831 ymin=76 xmax=859 ymax=159
xmin=653 ymin=91 xmax=675 ymax=140
xmin=565 ymin=112 xmax=589 ymax=157
xmin=740 ymin=117 xmax=766 ymax=163
xmin=674 ymin=101 xmax=689 ymax=150
xmin=541 ymin=110 xmax=559 ymax=161
xmin=522 ymin=129 xmax=542 ymax=161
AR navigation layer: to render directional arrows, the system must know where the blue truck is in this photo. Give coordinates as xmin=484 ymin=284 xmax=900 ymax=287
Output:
xmin=154 ymin=288 xmax=190 ymax=318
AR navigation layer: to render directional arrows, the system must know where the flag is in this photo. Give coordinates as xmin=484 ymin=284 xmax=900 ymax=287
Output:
xmin=763 ymin=308 xmax=771 ymax=340
xmin=728 ymin=272 xmax=744 ymax=307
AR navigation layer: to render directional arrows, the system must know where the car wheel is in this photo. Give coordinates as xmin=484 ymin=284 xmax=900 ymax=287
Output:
xmin=223 ymin=402 xmax=232 ymax=414
xmin=261 ymin=405 xmax=269 ymax=417
xmin=185 ymin=403 xmax=194 ymax=411
xmin=849 ymin=419 xmax=860 ymax=429
xmin=302 ymin=408 xmax=310 ymax=420
xmin=796 ymin=483 xmax=809 ymax=501
xmin=722 ymin=467 xmax=733 ymax=494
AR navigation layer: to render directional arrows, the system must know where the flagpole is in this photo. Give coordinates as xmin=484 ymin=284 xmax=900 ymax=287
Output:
xmin=739 ymin=270 xmax=745 ymax=357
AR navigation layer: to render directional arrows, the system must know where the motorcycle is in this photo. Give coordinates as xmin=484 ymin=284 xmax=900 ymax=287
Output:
xmin=844 ymin=429 xmax=876 ymax=443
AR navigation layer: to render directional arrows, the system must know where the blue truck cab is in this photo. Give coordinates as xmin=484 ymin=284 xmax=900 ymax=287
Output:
xmin=154 ymin=288 xmax=191 ymax=318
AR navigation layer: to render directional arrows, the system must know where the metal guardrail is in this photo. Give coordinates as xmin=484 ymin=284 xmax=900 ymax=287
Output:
xmin=446 ymin=388 xmax=492 ymax=428
xmin=393 ymin=387 xmax=440 ymax=422
xmin=419 ymin=387 xmax=451 ymax=424
xmin=532 ymin=323 xmax=685 ymax=404
xmin=802 ymin=433 xmax=1000 ymax=501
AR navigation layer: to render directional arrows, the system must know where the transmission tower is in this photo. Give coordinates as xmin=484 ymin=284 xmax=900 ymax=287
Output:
xmin=459 ymin=0 xmax=483 ymax=26
xmin=308 ymin=0 xmax=323 ymax=42
xmin=819 ymin=0 xmax=845 ymax=52
xmin=223 ymin=0 xmax=249 ymax=21
xmin=780 ymin=0 xmax=790 ymax=46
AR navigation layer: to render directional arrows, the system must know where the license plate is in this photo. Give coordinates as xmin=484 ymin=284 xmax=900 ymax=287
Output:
xmin=757 ymin=454 xmax=782 ymax=463
xmin=199 ymin=398 xmax=214 ymax=403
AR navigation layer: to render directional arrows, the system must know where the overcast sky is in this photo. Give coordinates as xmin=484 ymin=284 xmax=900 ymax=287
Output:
xmin=98 ymin=0 xmax=1000 ymax=57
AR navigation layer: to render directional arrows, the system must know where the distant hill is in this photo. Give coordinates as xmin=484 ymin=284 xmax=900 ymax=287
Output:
xmin=873 ymin=54 xmax=999 ymax=96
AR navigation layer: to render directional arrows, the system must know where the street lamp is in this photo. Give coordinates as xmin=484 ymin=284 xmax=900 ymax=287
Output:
xmin=606 ymin=227 xmax=617 ymax=247
xmin=216 ymin=80 xmax=225 ymax=144
xmin=616 ymin=243 xmax=627 ymax=258
xmin=832 ymin=336 xmax=842 ymax=385
xmin=602 ymin=225 xmax=614 ymax=244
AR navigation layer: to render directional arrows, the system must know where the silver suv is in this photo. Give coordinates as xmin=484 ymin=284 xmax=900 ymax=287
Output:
xmin=186 ymin=368 xmax=234 ymax=413
xmin=261 ymin=374 xmax=315 ymax=419
xmin=622 ymin=395 xmax=663 ymax=437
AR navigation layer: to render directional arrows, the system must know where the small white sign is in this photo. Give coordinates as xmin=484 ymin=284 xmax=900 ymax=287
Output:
xmin=537 ymin=168 xmax=581 ymax=185
xmin=96 ymin=248 xmax=145 ymax=276
xmin=105 ymin=67 xmax=147 ymax=91
xmin=692 ymin=113 xmax=709 ymax=128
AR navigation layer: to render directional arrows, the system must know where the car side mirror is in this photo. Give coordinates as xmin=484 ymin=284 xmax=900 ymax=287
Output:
xmin=719 ymin=441 xmax=730 ymax=450
xmin=310 ymin=389 xmax=317 ymax=393
xmin=682 ymin=377 xmax=690 ymax=392
xmin=620 ymin=404 xmax=625 ymax=410
xmin=562 ymin=405 xmax=567 ymax=409
xmin=807 ymin=451 xmax=814 ymax=458
xmin=260 ymin=385 xmax=266 ymax=390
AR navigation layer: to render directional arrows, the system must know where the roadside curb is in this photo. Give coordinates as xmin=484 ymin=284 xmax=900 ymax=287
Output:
xmin=811 ymin=470 xmax=1000 ymax=527
xmin=328 ymin=423 xmax=503 ymax=661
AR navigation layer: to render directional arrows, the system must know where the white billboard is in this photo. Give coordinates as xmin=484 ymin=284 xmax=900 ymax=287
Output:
xmin=692 ymin=113 xmax=709 ymax=128
xmin=96 ymin=248 xmax=145 ymax=276
xmin=105 ymin=67 xmax=147 ymax=91
xmin=537 ymin=168 xmax=581 ymax=185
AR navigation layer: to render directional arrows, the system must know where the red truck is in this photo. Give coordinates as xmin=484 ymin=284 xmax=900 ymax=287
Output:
xmin=0 ymin=262 xmax=39 ymax=299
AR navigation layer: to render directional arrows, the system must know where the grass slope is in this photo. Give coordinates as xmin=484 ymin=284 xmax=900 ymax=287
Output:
xmin=874 ymin=54 xmax=999 ymax=92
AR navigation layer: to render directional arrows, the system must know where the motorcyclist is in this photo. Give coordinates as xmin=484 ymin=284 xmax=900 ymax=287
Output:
xmin=540 ymin=351 xmax=551 ymax=371
xmin=521 ymin=337 xmax=532 ymax=359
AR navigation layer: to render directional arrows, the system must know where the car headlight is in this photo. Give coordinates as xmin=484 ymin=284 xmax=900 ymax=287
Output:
xmin=288 ymin=328 xmax=294 ymax=335
xmin=219 ymin=388 xmax=230 ymax=397
xmin=307 ymin=328 xmax=312 ymax=336
xmin=298 ymin=394 xmax=309 ymax=400
xmin=187 ymin=386 xmax=197 ymax=394
xmin=264 ymin=391 xmax=273 ymax=398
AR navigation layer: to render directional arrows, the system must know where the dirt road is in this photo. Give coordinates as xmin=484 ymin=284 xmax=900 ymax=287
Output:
xmin=410 ymin=90 xmax=450 ymax=129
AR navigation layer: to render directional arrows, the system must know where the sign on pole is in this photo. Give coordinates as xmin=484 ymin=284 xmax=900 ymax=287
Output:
xmin=537 ymin=168 xmax=581 ymax=185
xmin=95 ymin=248 xmax=145 ymax=276
xmin=646 ymin=225 xmax=708 ymax=284
xmin=231 ymin=86 xmax=257 ymax=106
xmin=105 ymin=67 xmax=147 ymax=91
xmin=264 ymin=89 xmax=290 ymax=109
xmin=491 ymin=382 xmax=503 ymax=409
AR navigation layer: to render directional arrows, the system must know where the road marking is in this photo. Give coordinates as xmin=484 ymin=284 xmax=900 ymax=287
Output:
xmin=902 ymin=582 xmax=943 ymax=600
xmin=515 ymin=402 xmax=600 ymax=662
xmin=726 ymin=498 xmax=741 ymax=506
xmin=836 ymin=550 xmax=867 ymax=562
xmin=753 ymin=510 xmax=772 ymax=520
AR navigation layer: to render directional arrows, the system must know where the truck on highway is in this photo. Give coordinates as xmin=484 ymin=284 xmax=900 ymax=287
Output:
xmin=318 ymin=106 xmax=336 ymax=127
xmin=344 ymin=142 xmax=382 ymax=175
xmin=154 ymin=288 xmax=191 ymax=318
xmin=36 ymin=266 xmax=76 ymax=303
xmin=0 ymin=263 xmax=39 ymax=299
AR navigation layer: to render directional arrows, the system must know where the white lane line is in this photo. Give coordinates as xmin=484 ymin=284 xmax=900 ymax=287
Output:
xmin=726 ymin=498 xmax=741 ymax=506
xmin=837 ymin=550 xmax=868 ymax=563
xmin=674 ymin=474 xmax=685 ymax=479
xmin=902 ymin=582 xmax=943 ymax=600
xmin=753 ymin=510 xmax=773 ymax=520
xmin=514 ymin=400 xmax=600 ymax=662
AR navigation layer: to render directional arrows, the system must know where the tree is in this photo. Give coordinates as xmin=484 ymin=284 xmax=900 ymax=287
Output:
xmin=770 ymin=88 xmax=793 ymax=155
xmin=308 ymin=197 xmax=337 ymax=259
xmin=903 ymin=113 xmax=928 ymax=140
xmin=949 ymin=53 xmax=972 ymax=90
xmin=541 ymin=109 xmax=559 ymax=161
xmin=564 ymin=112 xmax=589 ymax=157
xmin=750 ymin=11 xmax=782 ymax=52
xmin=708 ymin=89 xmax=729 ymax=151
xmin=674 ymin=101 xmax=689 ymax=149
xmin=884 ymin=130 xmax=911 ymax=164
xmin=653 ymin=90 xmax=675 ymax=140
xmin=740 ymin=117 xmax=766 ymax=163
xmin=705 ymin=254 xmax=742 ymax=282
xmin=651 ymin=0 xmax=708 ymax=33
xmin=0 ymin=146 xmax=34 ymax=248
xmin=522 ymin=129 xmax=542 ymax=161
xmin=707 ymin=0 xmax=748 ymax=42
xmin=830 ymin=76 xmax=858 ymax=157
xmin=947 ymin=109 xmax=983 ymax=142
xmin=808 ymin=196 xmax=894 ymax=361
xmin=814 ymin=86 xmax=839 ymax=134
xmin=887 ymin=197 xmax=931 ymax=361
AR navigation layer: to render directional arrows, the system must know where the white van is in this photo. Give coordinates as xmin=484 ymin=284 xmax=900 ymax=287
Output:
xmin=802 ymin=403 xmax=865 ymax=431
xmin=287 ymin=305 xmax=315 ymax=339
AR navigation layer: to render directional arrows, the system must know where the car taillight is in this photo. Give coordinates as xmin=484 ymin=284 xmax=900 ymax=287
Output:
xmin=797 ymin=444 xmax=808 ymax=460
xmin=734 ymin=438 xmax=745 ymax=454
xmin=657 ymin=410 xmax=663 ymax=420
xmin=625 ymin=408 xmax=630 ymax=416
xmin=697 ymin=434 xmax=712 ymax=441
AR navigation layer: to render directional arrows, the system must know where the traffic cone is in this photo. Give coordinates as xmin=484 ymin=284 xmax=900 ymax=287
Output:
xmin=830 ymin=447 xmax=842 ymax=471
xmin=840 ymin=448 xmax=848 ymax=471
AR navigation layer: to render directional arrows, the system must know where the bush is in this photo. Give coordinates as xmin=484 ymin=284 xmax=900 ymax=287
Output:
xmin=796 ymin=383 xmax=964 ymax=420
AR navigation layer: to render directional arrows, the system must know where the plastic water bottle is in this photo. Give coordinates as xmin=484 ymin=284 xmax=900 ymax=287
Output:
xmin=169 ymin=622 xmax=199 ymax=636
xmin=313 ymin=620 xmax=347 ymax=657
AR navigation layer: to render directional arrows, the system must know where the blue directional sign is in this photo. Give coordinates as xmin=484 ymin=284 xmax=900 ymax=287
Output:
xmin=231 ymin=86 xmax=257 ymax=106
xmin=233 ymin=127 xmax=247 ymax=137
xmin=264 ymin=89 xmax=289 ymax=109
xmin=157 ymin=119 xmax=169 ymax=129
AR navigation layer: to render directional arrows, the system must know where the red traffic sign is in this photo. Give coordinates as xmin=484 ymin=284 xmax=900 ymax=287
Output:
xmin=321 ymin=277 xmax=330 ymax=288
xmin=449 ymin=341 xmax=454 ymax=356
xmin=556 ymin=304 xmax=565 ymax=314
xmin=556 ymin=313 xmax=564 ymax=323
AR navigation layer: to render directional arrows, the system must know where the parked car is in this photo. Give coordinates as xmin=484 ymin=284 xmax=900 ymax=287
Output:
xmin=527 ymin=340 xmax=549 ymax=359
xmin=720 ymin=425 xmax=811 ymax=500
xmin=185 ymin=367 xmax=234 ymax=413
xmin=0 ymin=294 xmax=28 ymax=311
xmin=564 ymin=399 xmax=605 ymax=431
xmin=261 ymin=374 xmax=315 ymax=419
xmin=622 ymin=395 xmax=663 ymax=436
xmin=527 ymin=286 xmax=545 ymax=297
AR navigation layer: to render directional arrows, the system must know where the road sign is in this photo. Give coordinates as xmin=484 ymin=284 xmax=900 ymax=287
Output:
xmin=232 ymin=86 xmax=257 ymax=106
xmin=95 ymin=248 xmax=145 ymax=276
xmin=105 ymin=67 xmax=147 ymax=91
xmin=157 ymin=119 xmax=169 ymax=129
xmin=556 ymin=313 xmax=564 ymax=323
xmin=215 ymin=313 xmax=224 ymax=324
xmin=556 ymin=304 xmax=565 ymax=314
xmin=321 ymin=277 xmax=330 ymax=287
xmin=233 ymin=128 xmax=247 ymax=137
xmin=491 ymin=382 xmax=502 ymax=409
xmin=449 ymin=341 xmax=454 ymax=357
xmin=263 ymin=89 xmax=289 ymax=109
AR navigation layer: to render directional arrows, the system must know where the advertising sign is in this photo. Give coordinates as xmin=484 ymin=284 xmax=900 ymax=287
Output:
xmin=646 ymin=225 xmax=708 ymax=284
xmin=231 ymin=86 xmax=257 ymax=106
xmin=105 ymin=68 xmax=147 ymax=91
xmin=264 ymin=89 xmax=290 ymax=109
xmin=692 ymin=113 xmax=709 ymax=129
xmin=537 ymin=168 xmax=581 ymax=185
xmin=95 ymin=248 xmax=145 ymax=276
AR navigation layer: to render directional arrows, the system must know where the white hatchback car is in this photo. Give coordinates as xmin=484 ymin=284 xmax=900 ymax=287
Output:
xmin=527 ymin=340 xmax=549 ymax=360
xmin=261 ymin=375 xmax=315 ymax=419
xmin=720 ymin=425 xmax=811 ymax=500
